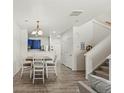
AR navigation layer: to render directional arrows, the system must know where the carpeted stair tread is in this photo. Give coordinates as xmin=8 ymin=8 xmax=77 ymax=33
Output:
xmin=94 ymin=70 xmax=109 ymax=80
xmin=100 ymin=66 xmax=109 ymax=73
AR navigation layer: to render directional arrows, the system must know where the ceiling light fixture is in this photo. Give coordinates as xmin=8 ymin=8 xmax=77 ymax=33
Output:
xmin=32 ymin=21 xmax=43 ymax=36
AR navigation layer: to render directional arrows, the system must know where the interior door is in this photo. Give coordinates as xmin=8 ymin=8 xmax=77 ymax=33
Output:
xmin=62 ymin=36 xmax=73 ymax=69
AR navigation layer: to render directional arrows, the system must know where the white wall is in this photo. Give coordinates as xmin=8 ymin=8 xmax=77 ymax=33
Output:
xmin=73 ymin=21 xmax=94 ymax=70
xmin=41 ymin=37 xmax=48 ymax=46
xmin=13 ymin=22 xmax=22 ymax=76
xmin=92 ymin=21 xmax=111 ymax=46
xmin=20 ymin=29 xmax=28 ymax=59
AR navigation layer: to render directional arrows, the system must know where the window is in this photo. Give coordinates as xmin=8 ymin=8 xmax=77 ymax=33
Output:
xmin=28 ymin=39 xmax=41 ymax=50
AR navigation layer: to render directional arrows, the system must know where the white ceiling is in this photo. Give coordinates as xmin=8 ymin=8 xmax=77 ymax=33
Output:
xmin=14 ymin=0 xmax=111 ymax=36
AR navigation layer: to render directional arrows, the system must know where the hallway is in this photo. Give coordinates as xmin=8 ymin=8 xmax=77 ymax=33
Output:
xmin=13 ymin=64 xmax=87 ymax=93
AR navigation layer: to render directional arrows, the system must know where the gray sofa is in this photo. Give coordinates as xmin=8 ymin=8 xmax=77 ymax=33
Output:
xmin=78 ymin=74 xmax=111 ymax=93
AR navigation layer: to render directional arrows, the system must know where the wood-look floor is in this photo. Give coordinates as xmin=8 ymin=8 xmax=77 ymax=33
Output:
xmin=13 ymin=64 xmax=88 ymax=93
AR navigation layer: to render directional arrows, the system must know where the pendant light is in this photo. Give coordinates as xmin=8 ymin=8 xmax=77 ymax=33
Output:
xmin=32 ymin=21 xmax=43 ymax=36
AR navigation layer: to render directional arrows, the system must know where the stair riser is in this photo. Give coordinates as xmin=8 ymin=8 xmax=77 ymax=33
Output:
xmin=104 ymin=63 xmax=109 ymax=66
xmin=100 ymin=67 xmax=109 ymax=74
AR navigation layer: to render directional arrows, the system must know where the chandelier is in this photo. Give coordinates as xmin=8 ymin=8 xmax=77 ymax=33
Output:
xmin=31 ymin=21 xmax=43 ymax=36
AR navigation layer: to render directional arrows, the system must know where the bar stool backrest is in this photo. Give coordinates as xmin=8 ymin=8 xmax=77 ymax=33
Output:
xmin=33 ymin=58 xmax=44 ymax=68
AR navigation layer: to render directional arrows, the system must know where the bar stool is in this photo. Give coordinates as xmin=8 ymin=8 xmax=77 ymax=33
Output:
xmin=21 ymin=57 xmax=33 ymax=78
xmin=45 ymin=55 xmax=57 ymax=78
xmin=32 ymin=58 xmax=45 ymax=84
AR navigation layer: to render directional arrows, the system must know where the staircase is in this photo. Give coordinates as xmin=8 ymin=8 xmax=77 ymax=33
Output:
xmin=85 ymin=35 xmax=111 ymax=79
xmin=92 ymin=59 xmax=110 ymax=80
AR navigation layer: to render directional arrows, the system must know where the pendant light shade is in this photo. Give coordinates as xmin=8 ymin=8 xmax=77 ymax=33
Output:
xmin=31 ymin=21 xmax=43 ymax=36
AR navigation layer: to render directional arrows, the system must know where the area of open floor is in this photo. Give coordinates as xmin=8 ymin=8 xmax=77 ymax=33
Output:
xmin=13 ymin=64 xmax=88 ymax=93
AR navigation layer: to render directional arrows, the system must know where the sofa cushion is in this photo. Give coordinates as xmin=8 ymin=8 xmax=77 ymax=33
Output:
xmin=88 ymin=74 xmax=111 ymax=93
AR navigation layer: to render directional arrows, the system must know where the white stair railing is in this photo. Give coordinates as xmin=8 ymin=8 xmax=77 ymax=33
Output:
xmin=84 ymin=35 xmax=111 ymax=79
